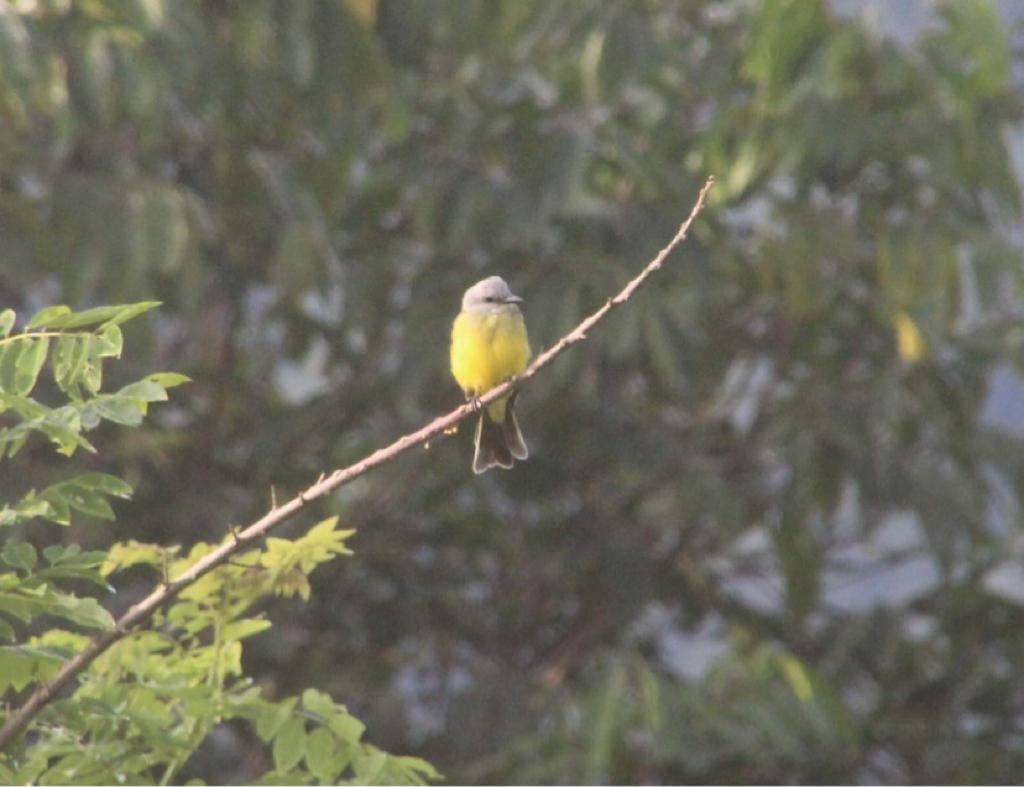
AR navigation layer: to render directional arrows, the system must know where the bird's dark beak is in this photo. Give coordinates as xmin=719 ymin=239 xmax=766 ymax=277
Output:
xmin=505 ymin=294 xmax=524 ymax=304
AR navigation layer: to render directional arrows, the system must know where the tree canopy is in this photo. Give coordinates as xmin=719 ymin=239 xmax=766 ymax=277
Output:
xmin=2 ymin=0 xmax=1024 ymax=783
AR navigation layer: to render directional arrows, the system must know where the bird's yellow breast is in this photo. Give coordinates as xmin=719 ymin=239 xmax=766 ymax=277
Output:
xmin=450 ymin=309 xmax=530 ymax=420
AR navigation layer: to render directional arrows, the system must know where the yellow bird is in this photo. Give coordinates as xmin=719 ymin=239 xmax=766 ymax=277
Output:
xmin=450 ymin=276 xmax=531 ymax=474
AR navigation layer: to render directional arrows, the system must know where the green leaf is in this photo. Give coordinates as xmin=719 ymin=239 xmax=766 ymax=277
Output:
xmin=52 ymin=336 xmax=88 ymax=395
xmin=256 ymin=697 xmax=298 ymax=742
xmin=94 ymin=324 xmax=123 ymax=358
xmin=44 ymin=409 xmax=94 ymax=457
xmin=92 ymin=394 xmax=146 ymax=425
xmin=586 ymin=656 xmax=627 ymax=783
xmin=13 ymin=336 xmax=49 ymax=396
xmin=387 ymin=756 xmax=442 ymax=784
xmin=35 ymin=547 xmax=110 ymax=589
xmin=779 ymin=654 xmax=815 ymax=703
xmin=43 ymin=543 xmax=80 ymax=563
xmin=102 ymin=540 xmax=177 ymax=576
xmin=0 ymin=645 xmax=64 ymax=692
xmin=10 ymin=750 xmax=48 ymax=786
xmin=0 ymin=589 xmax=40 ymax=623
xmin=2 ymin=541 xmax=37 ymax=572
xmin=43 ymin=479 xmax=118 ymax=520
xmin=6 ymin=495 xmax=56 ymax=532
xmin=0 ymin=616 xmax=14 ymax=643
xmin=147 ymin=371 xmax=191 ymax=388
xmin=325 ymin=706 xmax=365 ymax=744
xmin=27 ymin=302 xmax=160 ymax=330
xmin=117 ymin=379 xmax=169 ymax=402
xmin=51 ymin=594 xmax=115 ymax=630
xmin=34 ymin=566 xmax=111 ymax=591
xmin=68 ymin=488 xmax=115 ymax=519
xmin=0 ymin=309 xmax=14 ymax=337
xmin=0 ymin=394 xmax=93 ymax=459
xmin=353 ymin=747 xmax=387 ymax=785
xmin=0 ymin=647 xmax=38 ymax=692
xmin=26 ymin=304 xmax=71 ymax=329
xmin=221 ymin=617 xmax=272 ymax=642
xmin=306 ymin=728 xmax=346 ymax=783
xmin=0 ymin=340 xmax=23 ymax=395
xmin=38 ymin=488 xmax=71 ymax=525
xmin=72 ymin=472 xmax=133 ymax=498
xmin=272 ymin=717 xmax=307 ymax=773
xmin=301 ymin=688 xmax=337 ymax=718
xmin=82 ymin=345 xmax=103 ymax=393
xmin=98 ymin=301 xmax=161 ymax=328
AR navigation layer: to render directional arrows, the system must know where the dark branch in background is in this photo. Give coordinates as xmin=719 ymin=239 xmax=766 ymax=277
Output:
xmin=0 ymin=176 xmax=714 ymax=751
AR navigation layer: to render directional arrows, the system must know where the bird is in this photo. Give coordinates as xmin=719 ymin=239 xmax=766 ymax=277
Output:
xmin=450 ymin=276 xmax=531 ymax=474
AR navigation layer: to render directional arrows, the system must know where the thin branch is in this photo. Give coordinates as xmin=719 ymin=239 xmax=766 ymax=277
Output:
xmin=0 ymin=176 xmax=713 ymax=751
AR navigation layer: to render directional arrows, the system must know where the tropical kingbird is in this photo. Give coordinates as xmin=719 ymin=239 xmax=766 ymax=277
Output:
xmin=450 ymin=276 xmax=530 ymax=474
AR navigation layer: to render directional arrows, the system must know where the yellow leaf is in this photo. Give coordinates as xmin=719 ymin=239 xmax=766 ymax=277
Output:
xmin=343 ymin=0 xmax=376 ymax=27
xmin=893 ymin=312 xmax=926 ymax=362
xmin=102 ymin=540 xmax=179 ymax=576
xmin=779 ymin=655 xmax=814 ymax=703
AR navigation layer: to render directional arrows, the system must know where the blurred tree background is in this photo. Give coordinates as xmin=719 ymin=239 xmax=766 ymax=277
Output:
xmin=3 ymin=0 xmax=1024 ymax=782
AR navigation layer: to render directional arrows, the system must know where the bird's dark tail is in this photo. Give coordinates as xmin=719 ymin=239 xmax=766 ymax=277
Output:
xmin=472 ymin=393 xmax=528 ymax=474
xmin=503 ymin=391 xmax=528 ymax=461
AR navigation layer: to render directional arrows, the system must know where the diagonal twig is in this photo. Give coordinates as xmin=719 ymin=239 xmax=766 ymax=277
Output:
xmin=0 ymin=176 xmax=713 ymax=751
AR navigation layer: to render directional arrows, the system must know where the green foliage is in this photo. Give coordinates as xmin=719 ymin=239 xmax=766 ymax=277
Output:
xmin=0 ymin=301 xmax=182 ymax=457
xmin=7 ymin=515 xmax=435 ymax=785
xmin=0 ymin=303 xmax=168 ymax=702
xmin=3 ymin=0 xmax=1024 ymax=783
xmin=470 ymin=645 xmax=859 ymax=784
xmin=0 ymin=304 xmax=438 ymax=785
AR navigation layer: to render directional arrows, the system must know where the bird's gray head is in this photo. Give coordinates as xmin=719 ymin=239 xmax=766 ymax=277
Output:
xmin=461 ymin=276 xmax=524 ymax=313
